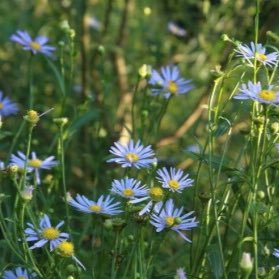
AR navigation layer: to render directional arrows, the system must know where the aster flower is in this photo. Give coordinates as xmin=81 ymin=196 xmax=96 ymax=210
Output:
xmin=10 ymin=151 xmax=58 ymax=185
xmin=175 ymin=267 xmax=187 ymax=279
xmin=68 ymin=194 xmax=122 ymax=216
xmin=235 ymin=42 xmax=278 ymax=67
xmin=273 ymin=248 xmax=279 ymax=258
xmin=3 ymin=267 xmax=37 ymax=279
xmin=156 ymin=167 xmax=193 ymax=193
xmin=0 ymin=91 xmax=18 ymax=117
xmin=234 ymin=81 xmax=279 ymax=106
xmin=111 ymin=177 xmax=148 ymax=200
xmin=56 ymin=241 xmax=86 ymax=270
xmin=24 ymin=214 xmax=69 ymax=251
xmin=149 ymin=65 xmax=193 ymax=98
xmin=150 ymin=199 xmax=198 ymax=242
xmin=107 ymin=140 xmax=156 ymax=168
xmin=168 ymin=21 xmax=187 ymax=37
xmin=129 ymin=186 xmax=165 ymax=215
xmin=10 ymin=30 xmax=55 ymax=57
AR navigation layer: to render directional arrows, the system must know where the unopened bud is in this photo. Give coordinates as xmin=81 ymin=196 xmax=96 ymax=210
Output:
xmin=24 ymin=110 xmax=39 ymax=125
xmin=7 ymin=164 xmax=19 ymax=174
xmin=240 ymin=252 xmax=253 ymax=274
xmin=138 ymin=64 xmax=152 ymax=78
xmin=54 ymin=117 xmax=68 ymax=127
xmin=21 ymin=186 xmax=34 ymax=201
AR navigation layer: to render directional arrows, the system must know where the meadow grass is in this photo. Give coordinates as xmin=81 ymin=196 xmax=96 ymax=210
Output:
xmin=0 ymin=0 xmax=279 ymax=278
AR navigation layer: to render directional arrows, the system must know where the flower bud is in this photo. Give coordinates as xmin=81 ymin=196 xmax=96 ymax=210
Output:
xmin=240 ymin=252 xmax=253 ymax=275
xmin=20 ymin=186 xmax=34 ymax=201
xmin=138 ymin=64 xmax=152 ymax=78
xmin=7 ymin=164 xmax=19 ymax=174
xmin=24 ymin=110 xmax=39 ymax=125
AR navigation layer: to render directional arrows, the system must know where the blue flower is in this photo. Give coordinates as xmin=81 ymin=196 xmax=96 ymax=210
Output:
xmin=149 ymin=65 xmax=193 ymax=98
xmin=168 ymin=22 xmax=187 ymax=37
xmin=111 ymin=177 xmax=148 ymax=199
xmin=10 ymin=30 xmax=55 ymax=57
xmin=150 ymin=199 xmax=198 ymax=242
xmin=273 ymin=248 xmax=279 ymax=258
xmin=25 ymin=214 xmax=69 ymax=251
xmin=0 ymin=91 xmax=18 ymax=117
xmin=68 ymin=194 xmax=122 ymax=216
xmin=10 ymin=151 xmax=58 ymax=185
xmin=129 ymin=186 xmax=165 ymax=215
xmin=156 ymin=167 xmax=193 ymax=193
xmin=107 ymin=140 xmax=156 ymax=168
xmin=3 ymin=267 xmax=37 ymax=279
xmin=234 ymin=81 xmax=279 ymax=106
xmin=235 ymin=42 xmax=278 ymax=67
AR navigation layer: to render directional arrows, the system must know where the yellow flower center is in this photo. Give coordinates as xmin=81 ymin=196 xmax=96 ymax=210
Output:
xmin=258 ymin=90 xmax=276 ymax=101
xmin=123 ymin=188 xmax=134 ymax=197
xmin=57 ymin=241 xmax=74 ymax=257
xmin=89 ymin=204 xmax=102 ymax=212
xmin=16 ymin=277 xmax=26 ymax=279
xmin=30 ymin=41 xmax=42 ymax=51
xmin=125 ymin=152 xmax=139 ymax=162
xmin=28 ymin=159 xmax=42 ymax=168
xmin=168 ymin=179 xmax=180 ymax=189
xmin=168 ymin=81 xmax=178 ymax=94
xmin=255 ymin=52 xmax=267 ymax=62
xmin=149 ymin=187 xmax=164 ymax=201
xmin=0 ymin=102 xmax=3 ymax=109
xmin=41 ymin=227 xmax=60 ymax=240
xmin=165 ymin=216 xmax=175 ymax=226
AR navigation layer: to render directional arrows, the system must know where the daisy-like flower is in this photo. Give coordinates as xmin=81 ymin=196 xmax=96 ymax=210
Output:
xmin=56 ymin=241 xmax=86 ymax=270
xmin=150 ymin=199 xmax=198 ymax=242
xmin=0 ymin=91 xmax=18 ymax=117
xmin=107 ymin=140 xmax=156 ymax=169
xmin=24 ymin=214 xmax=69 ymax=251
xmin=273 ymin=248 xmax=279 ymax=258
xmin=234 ymin=81 xmax=279 ymax=106
xmin=129 ymin=186 xmax=165 ymax=215
xmin=156 ymin=167 xmax=193 ymax=193
xmin=168 ymin=21 xmax=187 ymax=37
xmin=3 ymin=267 xmax=37 ymax=279
xmin=10 ymin=151 xmax=58 ymax=185
xmin=235 ymin=42 xmax=278 ymax=67
xmin=10 ymin=30 xmax=55 ymax=57
xmin=68 ymin=194 xmax=122 ymax=216
xmin=149 ymin=65 xmax=193 ymax=98
xmin=111 ymin=177 xmax=148 ymax=200
xmin=175 ymin=267 xmax=187 ymax=279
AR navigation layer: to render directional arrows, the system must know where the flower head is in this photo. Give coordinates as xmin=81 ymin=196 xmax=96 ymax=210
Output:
xmin=156 ymin=167 xmax=193 ymax=193
xmin=3 ymin=267 xmax=37 ymax=279
xmin=24 ymin=214 xmax=69 ymax=251
xmin=0 ymin=91 xmax=18 ymax=117
xmin=68 ymin=194 xmax=122 ymax=216
xmin=20 ymin=185 xmax=34 ymax=201
xmin=56 ymin=241 xmax=85 ymax=270
xmin=150 ymin=199 xmax=198 ymax=242
xmin=273 ymin=248 xmax=279 ymax=258
xmin=10 ymin=30 xmax=55 ymax=57
xmin=10 ymin=151 xmax=58 ymax=185
xmin=175 ymin=267 xmax=187 ymax=279
xmin=149 ymin=65 xmax=193 ymax=98
xmin=235 ymin=42 xmax=278 ymax=67
xmin=234 ymin=81 xmax=279 ymax=106
xmin=129 ymin=186 xmax=165 ymax=215
xmin=111 ymin=177 xmax=148 ymax=200
xmin=168 ymin=21 xmax=187 ymax=37
xmin=107 ymin=140 xmax=156 ymax=168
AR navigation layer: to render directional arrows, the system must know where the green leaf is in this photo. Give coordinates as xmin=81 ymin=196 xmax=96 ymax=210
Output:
xmin=207 ymin=244 xmax=224 ymax=279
